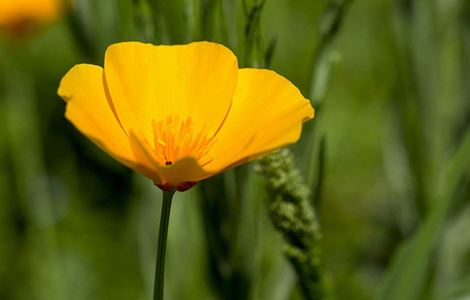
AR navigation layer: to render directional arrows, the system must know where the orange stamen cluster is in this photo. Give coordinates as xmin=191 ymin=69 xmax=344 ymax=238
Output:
xmin=152 ymin=115 xmax=215 ymax=167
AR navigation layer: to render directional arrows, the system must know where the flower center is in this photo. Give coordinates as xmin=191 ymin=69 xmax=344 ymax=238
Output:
xmin=152 ymin=115 xmax=215 ymax=167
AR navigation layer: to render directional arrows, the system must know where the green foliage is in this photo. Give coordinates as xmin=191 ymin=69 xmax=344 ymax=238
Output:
xmin=379 ymin=132 xmax=470 ymax=300
xmin=1 ymin=0 xmax=470 ymax=299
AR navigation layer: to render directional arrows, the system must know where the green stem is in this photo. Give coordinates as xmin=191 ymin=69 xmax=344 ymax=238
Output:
xmin=153 ymin=190 xmax=175 ymax=300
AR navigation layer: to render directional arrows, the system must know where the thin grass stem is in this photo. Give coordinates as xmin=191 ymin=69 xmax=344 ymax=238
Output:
xmin=153 ymin=190 xmax=175 ymax=300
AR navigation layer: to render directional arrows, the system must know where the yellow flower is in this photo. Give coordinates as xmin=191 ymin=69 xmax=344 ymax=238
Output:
xmin=0 ymin=0 xmax=61 ymax=37
xmin=58 ymin=41 xmax=314 ymax=191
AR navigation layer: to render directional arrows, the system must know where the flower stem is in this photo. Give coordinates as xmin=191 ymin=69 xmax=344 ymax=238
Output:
xmin=153 ymin=190 xmax=175 ymax=300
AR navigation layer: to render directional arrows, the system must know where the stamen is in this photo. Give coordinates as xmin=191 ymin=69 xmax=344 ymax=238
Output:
xmin=152 ymin=115 xmax=215 ymax=166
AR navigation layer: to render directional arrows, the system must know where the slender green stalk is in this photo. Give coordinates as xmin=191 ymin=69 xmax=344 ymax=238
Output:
xmin=308 ymin=0 xmax=353 ymax=104
xmin=153 ymin=190 xmax=175 ymax=300
xmin=305 ymin=0 xmax=353 ymax=190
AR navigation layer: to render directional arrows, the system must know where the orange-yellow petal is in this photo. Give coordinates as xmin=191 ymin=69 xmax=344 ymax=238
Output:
xmin=58 ymin=64 xmax=157 ymax=179
xmin=103 ymin=41 xmax=238 ymax=140
xmin=206 ymin=68 xmax=314 ymax=172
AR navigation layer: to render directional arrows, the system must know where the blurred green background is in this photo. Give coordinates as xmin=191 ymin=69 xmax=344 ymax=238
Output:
xmin=1 ymin=0 xmax=470 ymax=299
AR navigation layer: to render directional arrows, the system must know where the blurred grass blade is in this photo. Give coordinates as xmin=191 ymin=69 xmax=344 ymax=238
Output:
xmin=134 ymin=0 xmax=154 ymax=42
xmin=199 ymin=0 xmax=228 ymax=42
xmin=64 ymin=1 xmax=96 ymax=60
xmin=117 ymin=0 xmax=135 ymax=40
xmin=378 ymin=130 xmax=470 ymax=300
xmin=308 ymin=0 xmax=353 ymax=104
xmin=445 ymin=273 xmax=470 ymax=299
xmin=264 ymin=37 xmax=277 ymax=68
xmin=3 ymin=50 xmax=68 ymax=300
xmin=150 ymin=0 xmax=190 ymax=43
xmin=197 ymin=170 xmax=258 ymax=300
xmin=304 ymin=0 xmax=353 ymax=190
xmin=312 ymin=136 xmax=327 ymax=210
xmin=243 ymin=0 xmax=266 ymax=67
